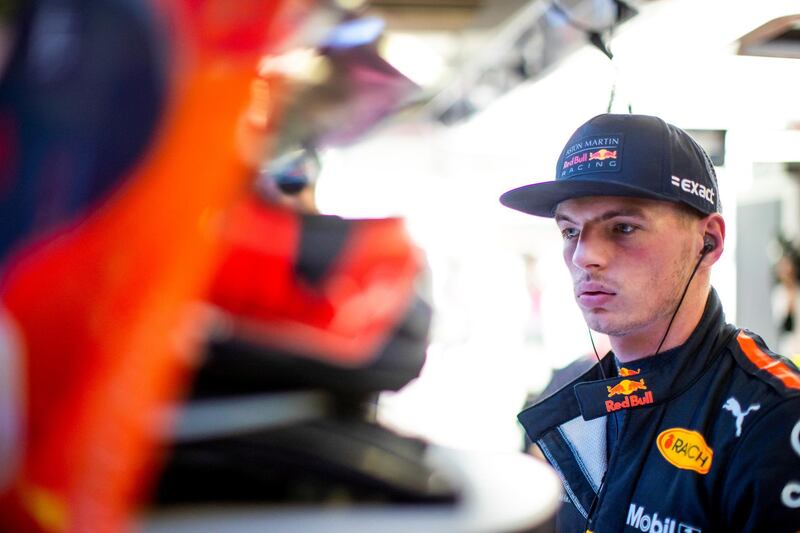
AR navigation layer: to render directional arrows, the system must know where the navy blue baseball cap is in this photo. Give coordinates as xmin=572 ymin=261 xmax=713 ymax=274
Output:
xmin=500 ymin=114 xmax=721 ymax=217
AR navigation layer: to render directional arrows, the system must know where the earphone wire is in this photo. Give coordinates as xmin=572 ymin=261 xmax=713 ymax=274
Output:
xmin=588 ymin=327 xmax=608 ymax=379
xmin=583 ymin=244 xmax=711 ymax=531
xmin=653 ymin=246 xmax=710 ymax=357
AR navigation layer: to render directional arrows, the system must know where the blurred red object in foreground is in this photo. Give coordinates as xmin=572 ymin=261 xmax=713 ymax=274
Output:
xmin=210 ymin=198 xmax=423 ymax=367
xmin=0 ymin=0 xmax=304 ymax=531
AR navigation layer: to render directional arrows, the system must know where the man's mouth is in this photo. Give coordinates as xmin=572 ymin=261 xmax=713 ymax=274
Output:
xmin=577 ymin=282 xmax=615 ymax=296
xmin=576 ymin=282 xmax=616 ymax=306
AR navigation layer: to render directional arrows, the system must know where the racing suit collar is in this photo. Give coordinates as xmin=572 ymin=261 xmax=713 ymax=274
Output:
xmin=573 ymin=287 xmax=732 ymax=420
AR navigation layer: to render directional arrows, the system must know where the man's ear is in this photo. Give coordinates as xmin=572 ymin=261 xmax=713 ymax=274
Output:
xmin=700 ymin=213 xmax=725 ymax=262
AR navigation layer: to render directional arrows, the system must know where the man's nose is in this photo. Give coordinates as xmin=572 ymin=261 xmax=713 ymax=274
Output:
xmin=571 ymin=231 xmax=607 ymax=271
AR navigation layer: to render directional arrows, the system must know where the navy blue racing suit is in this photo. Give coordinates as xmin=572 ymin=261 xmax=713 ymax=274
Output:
xmin=519 ymin=289 xmax=800 ymax=532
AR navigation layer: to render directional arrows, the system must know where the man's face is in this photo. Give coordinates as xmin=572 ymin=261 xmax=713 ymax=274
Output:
xmin=554 ymin=196 xmax=698 ymax=340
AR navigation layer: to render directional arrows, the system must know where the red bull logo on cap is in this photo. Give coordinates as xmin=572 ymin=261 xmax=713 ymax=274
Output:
xmin=559 ymin=135 xmax=622 ymax=178
xmin=563 ymin=152 xmax=588 ymax=169
xmin=588 ymin=149 xmax=617 ymax=161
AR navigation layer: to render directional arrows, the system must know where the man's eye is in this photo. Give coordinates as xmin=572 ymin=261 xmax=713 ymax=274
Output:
xmin=614 ymin=223 xmax=637 ymax=234
xmin=561 ymin=228 xmax=579 ymax=240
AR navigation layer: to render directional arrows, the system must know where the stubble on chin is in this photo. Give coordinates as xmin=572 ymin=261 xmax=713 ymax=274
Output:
xmin=578 ymin=270 xmax=691 ymax=340
xmin=577 ymin=293 xmax=653 ymax=338
xmin=581 ymin=309 xmax=629 ymax=338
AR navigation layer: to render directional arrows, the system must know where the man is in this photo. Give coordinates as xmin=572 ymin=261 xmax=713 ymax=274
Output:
xmin=501 ymin=114 xmax=800 ymax=532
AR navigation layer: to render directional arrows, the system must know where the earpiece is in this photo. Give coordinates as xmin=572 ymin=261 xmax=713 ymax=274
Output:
xmin=702 ymin=235 xmax=715 ymax=254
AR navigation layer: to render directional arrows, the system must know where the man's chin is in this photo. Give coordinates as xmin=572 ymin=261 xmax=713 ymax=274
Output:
xmin=581 ymin=310 xmax=616 ymax=335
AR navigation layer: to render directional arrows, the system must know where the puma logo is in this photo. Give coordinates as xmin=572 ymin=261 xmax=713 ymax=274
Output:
xmin=722 ymin=397 xmax=760 ymax=437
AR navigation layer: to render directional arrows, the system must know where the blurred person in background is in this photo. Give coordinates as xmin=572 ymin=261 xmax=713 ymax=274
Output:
xmin=774 ymin=241 xmax=800 ymax=364
xmin=501 ymin=113 xmax=800 ymax=532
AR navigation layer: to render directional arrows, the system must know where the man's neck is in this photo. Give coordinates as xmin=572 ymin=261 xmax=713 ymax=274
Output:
xmin=611 ymin=286 xmax=710 ymax=364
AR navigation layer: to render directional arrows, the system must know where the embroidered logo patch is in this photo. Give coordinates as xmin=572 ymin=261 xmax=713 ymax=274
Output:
xmin=559 ymin=134 xmax=623 ymax=178
xmin=607 ymin=378 xmax=647 ymax=397
xmin=656 ymin=428 xmax=713 ymax=475
xmin=605 ymin=376 xmax=653 ymax=413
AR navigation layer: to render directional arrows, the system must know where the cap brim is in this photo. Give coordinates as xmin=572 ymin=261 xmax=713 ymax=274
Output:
xmin=499 ymin=179 xmax=676 ymax=218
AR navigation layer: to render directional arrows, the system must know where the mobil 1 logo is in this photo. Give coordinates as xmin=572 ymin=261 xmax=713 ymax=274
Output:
xmin=626 ymin=503 xmax=701 ymax=533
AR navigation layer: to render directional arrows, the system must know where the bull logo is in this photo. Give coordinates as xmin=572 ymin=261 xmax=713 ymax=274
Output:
xmin=607 ymin=378 xmax=647 ymax=397
xmin=588 ymin=149 xmax=617 ymax=161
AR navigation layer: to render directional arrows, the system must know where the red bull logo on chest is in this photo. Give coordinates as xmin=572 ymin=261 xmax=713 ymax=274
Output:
xmin=607 ymin=378 xmax=647 ymax=396
xmin=605 ymin=391 xmax=654 ymax=412
xmin=605 ymin=378 xmax=653 ymax=412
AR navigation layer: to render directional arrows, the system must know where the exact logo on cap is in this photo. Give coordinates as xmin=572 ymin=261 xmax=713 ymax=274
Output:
xmin=560 ymin=135 xmax=623 ymax=178
xmin=670 ymin=175 xmax=715 ymax=207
